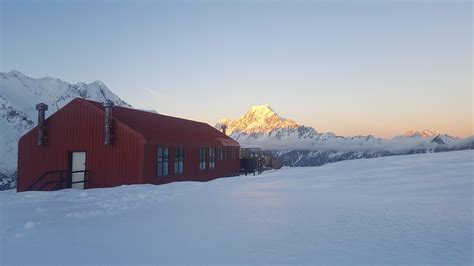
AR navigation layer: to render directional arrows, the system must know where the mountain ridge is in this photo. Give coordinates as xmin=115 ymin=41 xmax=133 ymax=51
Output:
xmin=217 ymin=104 xmax=300 ymax=135
xmin=216 ymin=104 xmax=473 ymax=166
xmin=218 ymin=104 xmax=462 ymax=141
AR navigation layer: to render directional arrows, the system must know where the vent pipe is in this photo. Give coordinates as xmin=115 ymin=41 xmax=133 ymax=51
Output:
xmin=221 ymin=124 xmax=227 ymax=135
xmin=103 ymin=100 xmax=114 ymax=145
xmin=35 ymin=103 xmax=48 ymax=146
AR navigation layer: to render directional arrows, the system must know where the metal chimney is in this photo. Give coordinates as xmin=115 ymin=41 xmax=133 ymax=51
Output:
xmin=35 ymin=103 xmax=48 ymax=146
xmin=103 ymin=100 xmax=114 ymax=145
xmin=221 ymin=124 xmax=227 ymax=135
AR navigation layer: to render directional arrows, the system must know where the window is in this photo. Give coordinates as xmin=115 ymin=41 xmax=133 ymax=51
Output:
xmin=174 ymin=147 xmax=184 ymax=175
xmin=231 ymin=147 xmax=239 ymax=159
xmin=224 ymin=147 xmax=227 ymax=160
xmin=209 ymin=147 xmax=216 ymax=168
xmin=217 ymin=146 xmax=223 ymax=160
xmin=199 ymin=147 xmax=207 ymax=170
xmin=157 ymin=147 xmax=169 ymax=177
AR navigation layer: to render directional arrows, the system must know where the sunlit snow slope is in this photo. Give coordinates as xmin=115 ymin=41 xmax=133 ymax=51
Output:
xmin=1 ymin=150 xmax=472 ymax=264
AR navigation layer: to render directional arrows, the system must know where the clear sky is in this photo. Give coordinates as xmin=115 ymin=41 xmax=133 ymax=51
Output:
xmin=1 ymin=0 xmax=472 ymax=138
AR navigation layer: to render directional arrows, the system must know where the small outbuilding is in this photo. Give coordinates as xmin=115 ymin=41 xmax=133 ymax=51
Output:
xmin=17 ymin=98 xmax=240 ymax=192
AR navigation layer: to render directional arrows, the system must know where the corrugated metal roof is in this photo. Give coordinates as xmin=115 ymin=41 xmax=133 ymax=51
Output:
xmin=85 ymin=99 xmax=240 ymax=147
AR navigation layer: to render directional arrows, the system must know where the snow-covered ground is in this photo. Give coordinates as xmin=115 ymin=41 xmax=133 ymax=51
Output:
xmin=1 ymin=151 xmax=472 ymax=265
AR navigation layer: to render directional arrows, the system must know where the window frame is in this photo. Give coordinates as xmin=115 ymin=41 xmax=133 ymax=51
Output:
xmin=209 ymin=147 xmax=216 ymax=168
xmin=199 ymin=147 xmax=207 ymax=171
xmin=157 ymin=147 xmax=169 ymax=177
xmin=217 ymin=146 xmax=223 ymax=160
xmin=174 ymin=147 xmax=184 ymax=175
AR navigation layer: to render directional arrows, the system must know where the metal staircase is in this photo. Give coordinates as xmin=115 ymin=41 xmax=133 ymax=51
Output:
xmin=25 ymin=170 xmax=88 ymax=191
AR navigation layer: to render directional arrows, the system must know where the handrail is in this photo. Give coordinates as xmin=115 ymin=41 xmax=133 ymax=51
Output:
xmin=39 ymin=179 xmax=65 ymax=191
xmin=26 ymin=170 xmax=89 ymax=191
xmin=25 ymin=170 xmax=66 ymax=191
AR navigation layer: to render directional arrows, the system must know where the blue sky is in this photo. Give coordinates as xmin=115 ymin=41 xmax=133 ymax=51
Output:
xmin=1 ymin=1 xmax=471 ymax=137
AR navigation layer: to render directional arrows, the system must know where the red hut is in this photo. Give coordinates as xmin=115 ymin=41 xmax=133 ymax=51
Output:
xmin=17 ymin=98 xmax=240 ymax=192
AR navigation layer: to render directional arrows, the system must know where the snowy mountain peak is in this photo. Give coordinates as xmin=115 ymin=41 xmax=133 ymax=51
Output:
xmin=4 ymin=70 xmax=26 ymax=77
xmin=402 ymin=129 xmax=436 ymax=138
xmin=217 ymin=104 xmax=300 ymax=135
xmin=2 ymin=70 xmax=28 ymax=81
xmin=247 ymin=104 xmax=276 ymax=117
xmin=90 ymin=80 xmax=109 ymax=88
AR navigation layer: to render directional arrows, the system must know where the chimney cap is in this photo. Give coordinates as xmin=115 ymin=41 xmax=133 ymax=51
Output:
xmin=103 ymin=100 xmax=114 ymax=108
xmin=220 ymin=124 xmax=227 ymax=129
xmin=35 ymin=103 xmax=48 ymax=111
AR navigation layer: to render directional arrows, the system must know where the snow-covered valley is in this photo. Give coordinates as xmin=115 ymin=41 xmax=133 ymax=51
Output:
xmin=1 ymin=150 xmax=472 ymax=264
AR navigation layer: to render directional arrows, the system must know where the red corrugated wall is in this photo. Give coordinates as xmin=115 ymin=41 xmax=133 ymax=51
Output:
xmin=17 ymin=99 xmax=145 ymax=192
xmin=143 ymin=144 xmax=240 ymax=185
xmin=17 ymin=99 xmax=241 ymax=192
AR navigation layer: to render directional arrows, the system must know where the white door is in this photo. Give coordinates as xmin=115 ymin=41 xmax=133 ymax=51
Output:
xmin=71 ymin=152 xmax=86 ymax=189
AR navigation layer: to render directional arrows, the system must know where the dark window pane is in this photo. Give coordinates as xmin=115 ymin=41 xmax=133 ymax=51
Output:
xmin=158 ymin=148 xmax=163 ymax=161
xmin=158 ymin=162 xmax=163 ymax=176
xmin=164 ymin=163 xmax=169 ymax=176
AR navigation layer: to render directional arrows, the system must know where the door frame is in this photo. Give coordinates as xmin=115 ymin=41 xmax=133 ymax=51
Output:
xmin=68 ymin=151 xmax=87 ymax=189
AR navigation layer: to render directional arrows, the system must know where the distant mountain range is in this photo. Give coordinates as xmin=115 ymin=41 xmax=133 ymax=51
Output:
xmin=216 ymin=104 xmax=473 ymax=167
xmin=1 ymin=71 xmax=472 ymax=190
xmin=0 ymin=71 xmax=130 ymax=189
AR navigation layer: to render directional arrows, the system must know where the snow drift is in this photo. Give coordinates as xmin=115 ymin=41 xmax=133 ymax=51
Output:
xmin=1 ymin=151 xmax=472 ymax=264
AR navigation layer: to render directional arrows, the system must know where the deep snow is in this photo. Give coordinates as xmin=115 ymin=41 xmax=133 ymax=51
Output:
xmin=1 ymin=151 xmax=472 ymax=265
